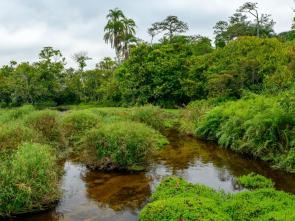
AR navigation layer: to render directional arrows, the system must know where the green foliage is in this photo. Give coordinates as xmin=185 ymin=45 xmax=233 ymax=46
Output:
xmin=0 ymin=122 xmax=39 ymax=151
xmin=214 ymin=2 xmax=275 ymax=47
xmin=130 ymin=105 xmax=169 ymax=130
xmin=0 ymin=143 xmax=60 ymax=216
xmin=140 ymin=197 xmax=231 ymax=221
xmin=224 ymin=188 xmax=295 ymax=221
xmin=189 ymin=37 xmax=295 ymax=99
xmin=0 ymin=105 xmax=35 ymax=123
xmin=237 ymin=173 xmax=274 ymax=190
xmin=116 ymin=36 xmax=213 ymax=107
xmin=24 ymin=110 xmax=64 ymax=146
xmin=196 ymin=94 xmax=295 ymax=171
xmin=140 ymin=177 xmax=295 ymax=221
xmin=80 ymin=121 xmax=168 ymax=169
xmin=179 ymin=98 xmax=227 ymax=135
xmin=61 ymin=110 xmax=100 ymax=145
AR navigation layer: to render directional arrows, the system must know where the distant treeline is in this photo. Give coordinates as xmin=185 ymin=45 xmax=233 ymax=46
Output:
xmin=0 ymin=2 xmax=294 ymax=108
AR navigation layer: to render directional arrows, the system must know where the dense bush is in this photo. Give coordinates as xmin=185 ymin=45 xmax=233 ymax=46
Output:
xmin=116 ymin=36 xmax=213 ymax=107
xmin=140 ymin=177 xmax=295 ymax=221
xmin=0 ymin=143 xmax=60 ymax=216
xmin=188 ymin=37 xmax=295 ymax=99
xmin=195 ymin=94 xmax=295 ymax=171
xmin=80 ymin=121 xmax=168 ymax=170
xmin=237 ymin=173 xmax=274 ymax=190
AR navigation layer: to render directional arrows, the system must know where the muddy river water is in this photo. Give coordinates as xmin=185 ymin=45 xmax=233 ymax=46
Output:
xmin=15 ymin=130 xmax=295 ymax=221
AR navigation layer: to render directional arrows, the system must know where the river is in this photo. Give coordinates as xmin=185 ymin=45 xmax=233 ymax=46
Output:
xmin=14 ymin=130 xmax=295 ymax=221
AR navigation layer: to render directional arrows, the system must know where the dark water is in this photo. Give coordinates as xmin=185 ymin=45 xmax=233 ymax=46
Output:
xmin=16 ymin=130 xmax=295 ymax=221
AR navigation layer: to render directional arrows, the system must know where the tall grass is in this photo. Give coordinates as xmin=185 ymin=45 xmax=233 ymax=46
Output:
xmin=0 ymin=105 xmax=35 ymax=123
xmin=0 ymin=122 xmax=40 ymax=151
xmin=61 ymin=110 xmax=100 ymax=145
xmin=195 ymin=94 xmax=295 ymax=171
xmin=24 ymin=110 xmax=64 ymax=146
xmin=0 ymin=143 xmax=60 ymax=217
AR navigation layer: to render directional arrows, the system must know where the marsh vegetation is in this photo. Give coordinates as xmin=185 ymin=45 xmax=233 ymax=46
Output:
xmin=1 ymin=1 xmax=295 ymax=220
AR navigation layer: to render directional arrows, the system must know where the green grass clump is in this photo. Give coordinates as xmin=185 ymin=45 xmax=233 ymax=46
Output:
xmin=224 ymin=188 xmax=295 ymax=221
xmin=140 ymin=197 xmax=231 ymax=221
xmin=61 ymin=110 xmax=100 ymax=145
xmin=0 ymin=122 xmax=39 ymax=151
xmin=81 ymin=121 xmax=168 ymax=169
xmin=0 ymin=143 xmax=60 ymax=217
xmin=151 ymin=176 xmax=224 ymax=201
xmin=140 ymin=177 xmax=295 ymax=221
xmin=24 ymin=110 xmax=64 ymax=146
xmin=237 ymin=173 xmax=274 ymax=190
xmin=0 ymin=105 xmax=35 ymax=123
xmin=195 ymin=94 xmax=295 ymax=171
xmin=130 ymin=105 xmax=170 ymax=130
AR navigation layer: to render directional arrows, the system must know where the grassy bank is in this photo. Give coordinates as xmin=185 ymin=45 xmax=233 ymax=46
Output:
xmin=0 ymin=104 xmax=173 ymax=217
xmin=179 ymin=92 xmax=295 ymax=173
xmin=140 ymin=176 xmax=295 ymax=221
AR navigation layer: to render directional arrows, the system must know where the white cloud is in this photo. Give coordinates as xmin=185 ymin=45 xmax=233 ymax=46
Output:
xmin=0 ymin=0 xmax=294 ymax=68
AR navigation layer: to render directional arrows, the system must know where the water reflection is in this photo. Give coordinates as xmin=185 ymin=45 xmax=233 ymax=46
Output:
xmin=15 ymin=130 xmax=295 ymax=221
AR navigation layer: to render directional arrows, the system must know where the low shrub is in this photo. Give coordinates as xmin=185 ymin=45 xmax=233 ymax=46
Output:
xmin=80 ymin=121 xmax=168 ymax=170
xmin=224 ymin=188 xmax=295 ymax=221
xmin=61 ymin=110 xmax=100 ymax=145
xmin=24 ymin=110 xmax=64 ymax=146
xmin=0 ymin=143 xmax=60 ymax=217
xmin=140 ymin=177 xmax=295 ymax=221
xmin=237 ymin=173 xmax=274 ymax=190
xmin=140 ymin=197 xmax=231 ymax=221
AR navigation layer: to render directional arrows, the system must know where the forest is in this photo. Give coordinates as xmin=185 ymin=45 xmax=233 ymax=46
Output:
xmin=1 ymin=1 xmax=295 ymax=221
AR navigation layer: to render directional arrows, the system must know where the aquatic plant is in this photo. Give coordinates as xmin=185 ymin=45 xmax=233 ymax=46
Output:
xmin=237 ymin=173 xmax=274 ymax=190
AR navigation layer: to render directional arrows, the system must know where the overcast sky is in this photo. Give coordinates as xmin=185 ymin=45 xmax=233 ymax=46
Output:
xmin=0 ymin=0 xmax=294 ymax=68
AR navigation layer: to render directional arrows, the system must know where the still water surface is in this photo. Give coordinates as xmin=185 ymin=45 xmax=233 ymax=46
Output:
xmin=16 ymin=130 xmax=295 ymax=221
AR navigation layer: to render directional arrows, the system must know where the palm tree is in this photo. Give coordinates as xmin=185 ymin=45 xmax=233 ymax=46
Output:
xmin=104 ymin=8 xmax=137 ymax=61
xmin=121 ymin=18 xmax=137 ymax=59
xmin=104 ymin=8 xmax=126 ymax=60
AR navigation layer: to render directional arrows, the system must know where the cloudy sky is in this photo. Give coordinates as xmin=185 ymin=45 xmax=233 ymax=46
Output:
xmin=0 ymin=0 xmax=294 ymax=68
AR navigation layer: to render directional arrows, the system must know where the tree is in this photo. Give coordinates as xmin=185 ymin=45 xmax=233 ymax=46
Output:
xmin=292 ymin=8 xmax=295 ymax=30
xmin=73 ymin=52 xmax=91 ymax=71
xmin=214 ymin=2 xmax=275 ymax=47
xmin=148 ymin=16 xmax=189 ymax=40
xmin=237 ymin=2 xmax=275 ymax=37
xmin=96 ymin=57 xmax=117 ymax=71
xmin=104 ymin=8 xmax=137 ymax=61
xmin=39 ymin=47 xmax=64 ymax=63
